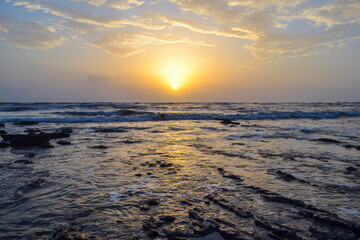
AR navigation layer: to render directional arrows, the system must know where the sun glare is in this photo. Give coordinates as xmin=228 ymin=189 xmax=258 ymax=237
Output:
xmin=172 ymin=83 xmax=178 ymax=90
xmin=162 ymin=60 xmax=190 ymax=91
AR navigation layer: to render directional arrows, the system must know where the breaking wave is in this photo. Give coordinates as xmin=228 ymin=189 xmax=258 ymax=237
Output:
xmin=0 ymin=110 xmax=359 ymax=123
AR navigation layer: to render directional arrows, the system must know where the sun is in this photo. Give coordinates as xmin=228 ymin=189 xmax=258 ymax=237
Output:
xmin=161 ymin=60 xmax=190 ymax=90
xmin=172 ymin=83 xmax=178 ymax=90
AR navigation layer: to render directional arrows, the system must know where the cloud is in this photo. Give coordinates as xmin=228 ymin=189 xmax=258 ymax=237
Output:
xmin=10 ymin=0 xmax=165 ymax=30
xmin=69 ymin=0 xmax=144 ymax=10
xmin=170 ymin=0 xmax=238 ymax=22
xmin=302 ymin=0 xmax=360 ymax=27
xmin=91 ymin=32 xmax=214 ymax=57
xmin=0 ymin=14 xmax=65 ymax=49
xmin=152 ymin=13 xmax=260 ymax=40
xmin=168 ymin=0 xmax=360 ymax=63
xmin=245 ymin=23 xmax=360 ymax=62
xmin=3 ymin=0 xmax=360 ymax=63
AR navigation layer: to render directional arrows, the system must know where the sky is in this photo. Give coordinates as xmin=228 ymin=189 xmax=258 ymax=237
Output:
xmin=0 ymin=0 xmax=359 ymax=102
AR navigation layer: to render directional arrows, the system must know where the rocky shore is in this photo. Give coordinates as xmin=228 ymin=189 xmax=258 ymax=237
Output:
xmin=0 ymin=115 xmax=359 ymax=239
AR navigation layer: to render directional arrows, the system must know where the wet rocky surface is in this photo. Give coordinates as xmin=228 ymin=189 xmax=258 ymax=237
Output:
xmin=0 ymin=118 xmax=359 ymax=239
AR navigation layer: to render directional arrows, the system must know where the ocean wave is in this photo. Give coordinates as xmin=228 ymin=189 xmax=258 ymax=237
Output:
xmin=52 ymin=109 xmax=153 ymax=117
xmin=0 ymin=110 xmax=359 ymax=123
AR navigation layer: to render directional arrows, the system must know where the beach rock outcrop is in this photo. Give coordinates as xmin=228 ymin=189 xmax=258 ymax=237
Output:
xmin=0 ymin=122 xmax=4 ymax=128
xmin=1 ymin=133 xmax=53 ymax=148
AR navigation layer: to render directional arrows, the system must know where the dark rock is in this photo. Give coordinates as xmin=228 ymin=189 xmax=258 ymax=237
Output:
xmin=217 ymin=168 xmax=243 ymax=181
xmin=25 ymin=153 xmax=36 ymax=158
xmin=214 ymin=218 xmax=236 ymax=227
xmin=254 ymin=218 xmax=297 ymax=239
xmin=191 ymin=220 xmax=215 ymax=236
xmin=297 ymin=209 xmax=314 ymax=218
xmin=307 ymin=226 xmax=332 ymax=239
xmin=143 ymin=217 xmax=164 ymax=230
xmin=49 ymin=131 xmax=70 ymax=139
xmin=160 ymin=215 xmax=176 ymax=223
xmin=313 ymin=212 xmax=360 ymax=234
xmin=147 ymin=199 xmax=160 ymax=206
xmin=0 ymin=141 xmax=10 ymax=148
xmin=57 ymin=140 xmax=71 ymax=145
xmin=147 ymin=230 xmax=159 ymax=239
xmin=59 ymin=127 xmax=73 ymax=133
xmin=218 ymin=226 xmax=243 ymax=240
xmin=274 ymin=170 xmax=297 ymax=181
xmin=14 ymin=178 xmax=45 ymax=199
xmin=219 ymin=119 xmax=240 ymax=125
xmin=95 ymin=127 xmax=127 ymax=133
xmin=232 ymin=142 xmax=245 ymax=146
xmin=180 ymin=199 xmax=193 ymax=206
xmin=164 ymin=225 xmax=191 ymax=239
xmin=300 ymin=129 xmax=315 ymax=134
xmin=344 ymin=144 xmax=360 ymax=150
xmin=0 ymin=122 xmax=4 ymax=128
xmin=14 ymin=159 xmax=33 ymax=164
xmin=160 ymin=162 xmax=173 ymax=168
xmin=121 ymin=140 xmax=142 ymax=144
xmin=120 ymin=109 xmax=144 ymax=116
xmin=13 ymin=121 xmax=38 ymax=126
xmin=2 ymin=133 xmax=53 ymax=148
xmin=0 ymin=130 xmax=7 ymax=134
xmin=135 ymin=173 xmax=142 ymax=177
xmin=189 ymin=209 xmax=202 ymax=220
xmin=258 ymin=189 xmax=306 ymax=207
xmin=212 ymin=197 xmax=253 ymax=218
xmin=346 ymin=166 xmax=357 ymax=172
xmin=315 ymin=138 xmax=342 ymax=144
xmin=88 ymin=145 xmax=108 ymax=149
xmin=24 ymin=128 xmax=43 ymax=134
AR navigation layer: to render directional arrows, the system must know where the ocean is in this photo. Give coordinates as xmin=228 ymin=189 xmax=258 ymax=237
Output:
xmin=0 ymin=102 xmax=359 ymax=239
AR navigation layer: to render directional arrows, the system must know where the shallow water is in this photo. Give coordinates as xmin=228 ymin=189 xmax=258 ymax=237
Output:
xmin=0 ymin=102 xmax=359 ymax=239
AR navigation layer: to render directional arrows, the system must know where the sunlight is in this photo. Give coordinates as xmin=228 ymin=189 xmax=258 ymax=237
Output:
xmin=172 ymin=82 xmax=178 ymax=90
xmin=162 ymin=60 xmax=190 ymax=90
